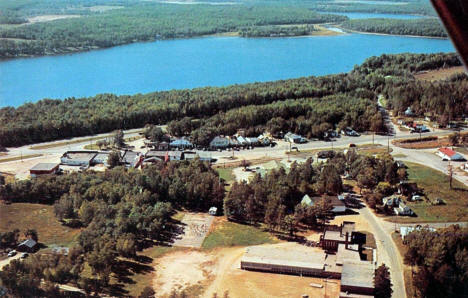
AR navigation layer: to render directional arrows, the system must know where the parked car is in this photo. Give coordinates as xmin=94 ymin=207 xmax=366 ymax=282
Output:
xmin=7 ymin=250 xmax=16 ymax=257
xmin=21 ymin=253 xmax=29 ymax=259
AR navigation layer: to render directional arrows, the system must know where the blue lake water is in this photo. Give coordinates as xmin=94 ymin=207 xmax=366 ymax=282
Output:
xmin=320 ymin=11 xmax=425 ymax=19
xmin=0 ymin=33 xmax=454 ymax=107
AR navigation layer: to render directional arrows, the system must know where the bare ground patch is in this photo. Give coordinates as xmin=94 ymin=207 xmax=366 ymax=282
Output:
xmin=27 ymin=15 xmax=81 ymax=23
xmin=414 ymin=66 xmax=465 ymax=81
xmin=172 ymin=213 xmax=214 ymax=248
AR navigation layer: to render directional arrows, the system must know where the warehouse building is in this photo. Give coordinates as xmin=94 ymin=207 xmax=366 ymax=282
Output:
xmin=30 ymin=163 xmax=60 ymax=177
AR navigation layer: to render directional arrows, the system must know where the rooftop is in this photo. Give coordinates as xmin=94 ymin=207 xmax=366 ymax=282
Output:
xmin=323 ymin=230 xmax=345 ymax=242
xmin=438 ymin=147 xmax=457 ymax=157
xmin=30 ymin=163 xmax=59 ymax=171
xmin=341 ymin=261 xmax=374 ymax=289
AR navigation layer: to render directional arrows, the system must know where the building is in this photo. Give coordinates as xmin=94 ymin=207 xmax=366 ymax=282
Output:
xmin=17 ymin=239 xmax=38 ymax=253
xmin=284 ymin=132 xmax=307 ymax=143
xmin=382 ymin=196 xmax=401 ymax=207
xmin=145 ymin=150 xmax=184 ymax=161
xmin=122 ymin=151 xmax=142 ymax=168
xmin=29 ymin=163 xmax=59 ymax=177
xmin=208 ymin=207 xmax=217 ymax=215
xmin=61 ymin=151 xmax=98 ymax=167
xmin=170 ymin=139 xmax=193 ymax=150
xmin=340 ymin=261 xmax=375 ymax=297
xmin=462 ymin=163 xmax=468 ymax=173
xmin=404 ymin=107 xmax=414 ymax=116
xmin=300 ymin=195 xmax=346 ymax=213
xmin=437 ymin=147 xmax=465 ymax=161
xmin=400 ymin=226 xmax=436 ymax=241
xmin=245 ymin=137 xmax=259 ymax=146
xmin=320 ymin=222 xmax=355 ymax=251
xmin=210 ymin=136 xmax=230 ymax=149
xmin=394 ymin=202 xmax=413 ymax=216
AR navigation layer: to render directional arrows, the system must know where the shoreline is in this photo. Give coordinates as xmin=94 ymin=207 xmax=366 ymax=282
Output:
xmin=335 ymin=25 xmax=448 ymax=40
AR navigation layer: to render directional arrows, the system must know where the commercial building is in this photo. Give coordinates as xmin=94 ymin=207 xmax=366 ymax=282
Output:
xmin=29 ymin=163 xmax=59 ymax=177
xmin=437 ymin=147 xmax=465 ymax=161
xmin=320 ymin=222 xmax=355 ymax=251
xmin=60 ymin=151 xmax=98 ymax=167
xmin=340 ymin=261 xmax=375 ymax=297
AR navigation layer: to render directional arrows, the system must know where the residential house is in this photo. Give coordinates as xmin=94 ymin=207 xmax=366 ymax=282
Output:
xmin=208 ymin=207 xmax=218 ymax=215
xmin=30 ymin=163 xmax=59 ymax=177
xmin=284 ymin=132 xmax=306 ymax=143
xmin=17 ymin=239 xmax=38 ymax=253
xmin=245 ymin=137 xmax=259 ymax=146
xmin=170 ymin=138 xmax=193 ymax=150
xmin=404 ymin=107 xmax=414 ymax=116
xmin=437 ymin=147 xmax=465 ymax=161
xmin=394 ymin=202 xmax=413 ymax=216
xmin=383 ymin=196 xmax=401 ymax=207
xmin=300 ymin=195 xmax=346 ymax=213
xmin=400 ymin=226 xmax=436 ymax=241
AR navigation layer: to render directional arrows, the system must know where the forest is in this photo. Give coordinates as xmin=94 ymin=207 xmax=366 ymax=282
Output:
xmin=340 ymin=18 xmax=447 ymax=38
xmin=239 ymin=24 xmax=317 ymax=37
xmin=404 ymin=225 xmax=468 ymax=298
xmin=0 ymin=52 xmax=463 ymax=148
xmin=224 ymin=151 xmax=400 ymax=231
xmin=0 ymin=3 xmax=346 ymax=58
xmin=0 ymin=159 xmax=224 ymax=296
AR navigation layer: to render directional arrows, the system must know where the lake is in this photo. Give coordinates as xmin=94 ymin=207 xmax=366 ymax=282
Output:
xmin=0 ymin=33 xmax=454 ymax=107
xmin=319 ymin=11 xmax=426 ymax=19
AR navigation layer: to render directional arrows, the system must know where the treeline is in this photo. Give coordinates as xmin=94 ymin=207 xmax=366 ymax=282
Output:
xmin=0 ymin=53 xmax=461 ymax=148
xmin=0 ymin=159 xmax=224 ymax=295
xmin=340 ymin=18 xmax=447 ymax=37
xmin=225 ymin=151 xmax=399 ymax=232
xmin=404 ymin=225 xmax=468 ymax=298
xmin=0 ymin=3 xmax=347 ymax=58
xmin=239 ymin=24 xmax=317 ymax=37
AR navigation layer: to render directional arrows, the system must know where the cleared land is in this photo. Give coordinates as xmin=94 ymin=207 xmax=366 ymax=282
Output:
xmin=0 ymin=203 xmax=80 ymax=246
xmin=202 ymin=219 xmax=277 ymax=249
xmin=414 ymin=66 xmax=465 ymax=81
xmin=387 ymin=162 xmax=468 ymax=223
xmin=172 ymin=213 xmax=214 ymax=248
xmin=27 ymin=15 xmax=81 ymax=23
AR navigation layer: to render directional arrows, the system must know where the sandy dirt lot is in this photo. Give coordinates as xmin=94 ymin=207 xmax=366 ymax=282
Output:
xmin=27 ymin=15 xmax=81 ymax=23
xmin=172 ymin=213 xmax=214 ymax=248
xmin=153 ymin=242 xmax=340 ymax=298
xmin=0 ymin=154 xmax=61 ymax=180
xmin=414 ymin=66 xmax=465 ymax=81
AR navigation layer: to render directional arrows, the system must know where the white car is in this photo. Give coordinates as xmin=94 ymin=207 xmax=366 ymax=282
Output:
xmin=7 ymin=250 xmax=16 ymax=257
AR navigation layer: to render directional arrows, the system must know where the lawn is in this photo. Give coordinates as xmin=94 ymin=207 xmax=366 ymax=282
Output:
xmin=216 ymin=167 xmax=235 ymax=184
xmin=0 ymin=203 xmax=80 ymax=246
xmin=388 ymin=162 xmax=468 ymax=223
xmin=202 ymin=220 xmax=277 ymax=249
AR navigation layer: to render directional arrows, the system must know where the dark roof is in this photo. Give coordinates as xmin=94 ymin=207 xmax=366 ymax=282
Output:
xmin=30 ymin=163 xmax=59 ymax=171
xmin=18 ymin=239 xmax=37 ymax=248
xmin=327 ymin=195 xmax=346 ymax=207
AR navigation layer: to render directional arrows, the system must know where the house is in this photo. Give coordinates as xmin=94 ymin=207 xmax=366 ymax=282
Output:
xmin=341 ymin=127 xmax=360 ymax=137
xmin=300 ymin=195 xmax=346 ymax=213
xmin=437 ymin=147 xmax=465 ymax=161
xmin=17 ymin=239 xmax=38 ymax=253
xmin=245 ymin=137 xmax=259 ymax=146
xmin=122 ymin=151 xmax=142 ymax=168
xmin=30 ymin=163 xmax=59 ymax=177
xmin=284 ymin=132 xmax=306 ymax=143
xmin=398 ymin=182 xmax=419 ymax=198
xmin=404 ymin=107 xmax=414 ymax=116
xmin=210 ymin=136 xmax=230 ymax=149
xmin=170 ymin=138 xmax=193 ymax=150
xmin=382 ymin=196 xmax=401 ymax=207
xmin=394 ymin=202 xmax=413 ymax=216
xmin=411 ymin=195 xmax=423 ymax=202
xmin=208 ymin=207 xmax=217 ymax=215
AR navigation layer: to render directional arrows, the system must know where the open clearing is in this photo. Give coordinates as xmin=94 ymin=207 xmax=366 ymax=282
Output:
xmin=414 ymin=66 xmax=465 ymax=81
xmin=27 ymin=15 xmax=81 ymax=23
xmin=0 ymin=203 xmax=80 ymax=246
xmin=172 ymin=213 xmax=214 ymax=248
xmin=387 ymin=162 xmax=468 ymax=223
xmin=0 ymin=154 xmax=60 ymax=180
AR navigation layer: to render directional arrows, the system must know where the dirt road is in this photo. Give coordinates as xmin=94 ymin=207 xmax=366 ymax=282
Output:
xmin=0 ymin=254 xmax=22 ymax=271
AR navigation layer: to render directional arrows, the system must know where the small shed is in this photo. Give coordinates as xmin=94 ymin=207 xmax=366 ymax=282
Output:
xmin=17 ymin=239 xmax=38 ymax=253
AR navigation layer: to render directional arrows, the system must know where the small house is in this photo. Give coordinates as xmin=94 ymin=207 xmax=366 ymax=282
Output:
xmin=404 ymin=107 xmax=414 ymax=116
xmin=383 ymin=196 xmax=401 ymax=207
xmin=301 ymin=194 xmax=313 ymax=206
xmin=30 ymin=163 xmax=59 ymax=177
xmin=284 ymin=132 xmax=306 ymax=143
xmin=17 ymin=239 xmax=38 ymax=253
xmin=245 ymin=137 xmax=259 ymax=146
xmin=437 ymin=147 xmax=465 ymax=161
xmin=210 ymin=136 xmax=230 ymax=149
xmin=394 ymin=202 xmax=413 ymax=216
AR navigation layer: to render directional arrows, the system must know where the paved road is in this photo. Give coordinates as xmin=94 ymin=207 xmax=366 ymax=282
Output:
xmin=358 ymin=206 xmax=406 ymax=298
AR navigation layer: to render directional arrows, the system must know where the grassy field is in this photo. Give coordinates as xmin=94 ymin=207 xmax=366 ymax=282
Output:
xmin=202 ymin=220 xmax=277 ymax=249
xmin=216 ymin=167 xmax=235 ymax=183
xmin=0 ymin=203 xmax=80 ymax=246
xmin=0 ymin=154 xmax=42 ymax=163
xmin=414 ymin=66 xmax=465 ymax=81
xmin=388 ymin=162 xmax=468 ymax=223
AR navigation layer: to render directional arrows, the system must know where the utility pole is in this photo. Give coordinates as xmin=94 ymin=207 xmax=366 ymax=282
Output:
xmin=387 ymin=135 xmax=390 ymax=153
xmin=448 ymin=162 xmax=453 ymax=189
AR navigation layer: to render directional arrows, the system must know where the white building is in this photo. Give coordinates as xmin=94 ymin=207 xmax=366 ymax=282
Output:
xmin=437 ymin=147 xmax=465 ymax=161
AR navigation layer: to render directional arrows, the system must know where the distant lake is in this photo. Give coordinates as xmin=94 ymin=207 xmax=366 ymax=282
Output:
xmin=0 ymin=33 xmax=454 ymax=107
xmin=320 ymin=11 xmax=425 ymax=19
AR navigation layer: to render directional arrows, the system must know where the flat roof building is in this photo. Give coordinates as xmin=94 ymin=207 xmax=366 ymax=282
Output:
xmin=340 ymin=261 xmax=375 ymax=297
xmin=30 ymin=163 xmax=59 ymax=177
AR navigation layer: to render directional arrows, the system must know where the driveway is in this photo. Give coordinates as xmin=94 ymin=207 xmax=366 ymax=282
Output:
xmin=0 ymin=254 xmax=22 ymax=271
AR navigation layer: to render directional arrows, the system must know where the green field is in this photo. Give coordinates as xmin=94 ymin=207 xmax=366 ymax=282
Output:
xmin=388 ymin=162 xmax=468 ymax=223
xmin=0 ymin=203 xmax=80 ymax=246
xmin=202 ymin=220 xmax=277 ymax=249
